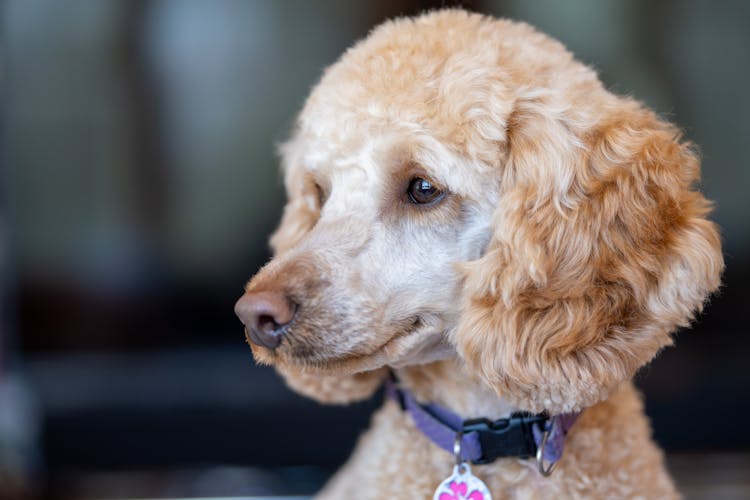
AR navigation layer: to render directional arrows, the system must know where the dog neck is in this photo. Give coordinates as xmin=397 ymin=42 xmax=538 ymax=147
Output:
xmin=393 ymin=358 xmax=519 ymax=420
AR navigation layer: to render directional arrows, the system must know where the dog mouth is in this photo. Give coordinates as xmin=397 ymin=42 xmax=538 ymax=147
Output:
xmin=249 ymin=314 xmax=450 ymax=374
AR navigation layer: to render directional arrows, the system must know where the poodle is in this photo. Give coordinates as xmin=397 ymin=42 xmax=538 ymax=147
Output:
xmin=235 ymin=10 xmax=723 ymax=499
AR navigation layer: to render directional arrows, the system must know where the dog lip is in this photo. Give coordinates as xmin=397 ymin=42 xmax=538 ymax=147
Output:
xmin=270 ymin=314 xmax=431 ymax=371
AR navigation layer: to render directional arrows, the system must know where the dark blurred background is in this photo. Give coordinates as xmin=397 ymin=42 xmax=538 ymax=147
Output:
xmin=1 ymin=0 xmax=749 ymax=498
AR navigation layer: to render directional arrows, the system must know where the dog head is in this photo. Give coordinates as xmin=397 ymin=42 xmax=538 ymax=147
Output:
xmin=236 ymin=10 xmax=723 ymax=413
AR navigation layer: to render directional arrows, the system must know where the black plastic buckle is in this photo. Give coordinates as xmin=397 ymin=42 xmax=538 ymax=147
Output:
xmin=462 ymin=412 xmax=548 ymax=464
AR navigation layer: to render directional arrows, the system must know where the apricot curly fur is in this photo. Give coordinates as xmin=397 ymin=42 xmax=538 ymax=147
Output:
xmin=240 ymin=9 xmax=723 ymax=498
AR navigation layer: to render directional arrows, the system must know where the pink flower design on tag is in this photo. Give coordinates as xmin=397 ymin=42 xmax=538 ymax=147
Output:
xmin=438 ymin=480 xmax=485 ymax=500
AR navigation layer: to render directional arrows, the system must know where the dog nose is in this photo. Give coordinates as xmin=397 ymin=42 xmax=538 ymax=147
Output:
xmin=234 ymin=291 xmax=295 ymax=349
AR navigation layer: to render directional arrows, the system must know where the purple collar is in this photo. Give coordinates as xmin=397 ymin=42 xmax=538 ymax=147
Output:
xmin=385 ymin=378 xmax=580 ymax=472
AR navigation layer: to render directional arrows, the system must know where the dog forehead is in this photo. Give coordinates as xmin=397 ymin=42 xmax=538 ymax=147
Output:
xmin=285 ymin=11 xmax=566 ymax=200
xmin=290 ymin=14 xmax=538 ymax=182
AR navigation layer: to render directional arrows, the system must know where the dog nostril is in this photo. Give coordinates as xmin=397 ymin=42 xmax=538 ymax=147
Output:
xmin=234 ymin=291 xmax=295 ymax=349
xmin=258 ymin=314 xmax=281 ymax=334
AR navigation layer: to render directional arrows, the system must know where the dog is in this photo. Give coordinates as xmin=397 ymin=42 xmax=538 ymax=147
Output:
xmin=235 ymin=9 xmax=723 ymax=499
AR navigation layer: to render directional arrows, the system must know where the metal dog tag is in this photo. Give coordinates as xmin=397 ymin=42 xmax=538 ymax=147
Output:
xmin=433 ymin=463 xmax=492 ymax=500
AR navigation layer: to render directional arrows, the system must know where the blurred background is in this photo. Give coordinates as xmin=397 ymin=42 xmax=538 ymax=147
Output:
xmin=1 ymin=0 xmax=749 ymax=498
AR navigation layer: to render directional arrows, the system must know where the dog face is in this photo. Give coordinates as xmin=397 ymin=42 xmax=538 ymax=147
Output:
xmin=246 ymin=123 xmax=500 ymax=373
xmin=236 ymin=10 xmax=723 ymax=413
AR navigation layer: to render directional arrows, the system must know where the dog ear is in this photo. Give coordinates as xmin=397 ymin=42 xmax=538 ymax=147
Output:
xmin=456 ymin=92 xmax=723 ymax=414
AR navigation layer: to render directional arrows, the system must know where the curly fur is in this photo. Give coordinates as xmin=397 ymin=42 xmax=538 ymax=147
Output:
xmin=240 ymin=9 xmax=723 ymax=498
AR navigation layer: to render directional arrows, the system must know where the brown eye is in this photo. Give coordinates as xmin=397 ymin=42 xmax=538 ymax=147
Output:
xmin=407 ymin=177 xmax=443 ymax=204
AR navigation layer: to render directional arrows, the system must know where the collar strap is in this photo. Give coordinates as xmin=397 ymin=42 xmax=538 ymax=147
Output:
xmin=385 ymin=379 xmax=580 ymax=466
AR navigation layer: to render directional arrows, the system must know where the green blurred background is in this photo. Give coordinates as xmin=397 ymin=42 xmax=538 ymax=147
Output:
xmin=1 ymin=0 xmax=749 ymax=498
